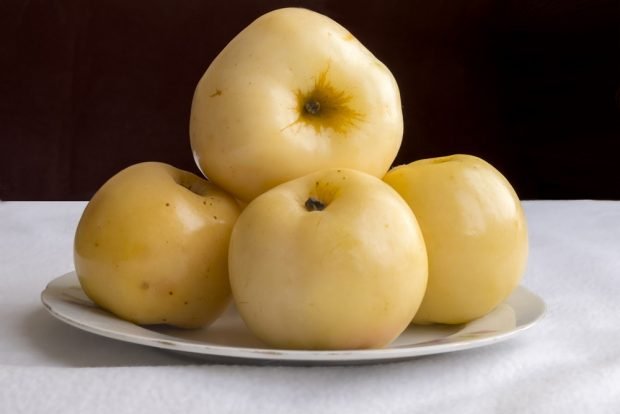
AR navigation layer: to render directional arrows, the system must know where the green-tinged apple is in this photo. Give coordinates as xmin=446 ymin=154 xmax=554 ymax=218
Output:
xmin=383 ymin=154 xmax=528 ymax=325
xmin=190 ymin=7 xmax=404 ymax=202
xmin=228 ymin=168 xmax=428 ymax=349
xmin=74 ymin=162 xmax=241 ymax=328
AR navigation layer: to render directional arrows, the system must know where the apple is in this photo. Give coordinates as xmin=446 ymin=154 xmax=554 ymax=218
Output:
xmin=190 ymin=7 xmax=404 ymax=202
xmin=74 ymin=162 xmax=241 ymax=328
xmin=383 ymin=154 xmax=528 ymax=324
xmin=228 ymin=168 xmax=428 ymax=349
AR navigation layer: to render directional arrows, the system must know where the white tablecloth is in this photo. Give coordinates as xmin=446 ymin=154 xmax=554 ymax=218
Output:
xmin=1 ymin=201 xmax=619 ymax=413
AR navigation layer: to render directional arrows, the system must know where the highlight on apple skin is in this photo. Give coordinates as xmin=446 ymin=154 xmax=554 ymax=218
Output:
xmin=190 ymin=7 xmax=404 ymax=202
xmin=228 ymin=168 xmax=428 ymax=350
xmin=384 ymin=154 xmax=529 ymax=325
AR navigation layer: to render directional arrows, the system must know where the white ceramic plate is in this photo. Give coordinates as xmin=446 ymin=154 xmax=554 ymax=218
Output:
xmin=41 ymin=272 xmax=545 ymax=365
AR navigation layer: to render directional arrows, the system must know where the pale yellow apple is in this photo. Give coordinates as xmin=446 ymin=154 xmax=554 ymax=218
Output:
xmin=74 ymin=162 xmax=240 ymax=328
xmin=228 ymin=168 xmax=428 ymax=349
xmin=190 ymin=7 xmax=403 ymax=202
xmin=384 ymin=154 xmax=528 ymax=324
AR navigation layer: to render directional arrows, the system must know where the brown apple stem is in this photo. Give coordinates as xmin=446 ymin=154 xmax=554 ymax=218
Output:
xmin=305 ymin=197 xmax=325 ymax=211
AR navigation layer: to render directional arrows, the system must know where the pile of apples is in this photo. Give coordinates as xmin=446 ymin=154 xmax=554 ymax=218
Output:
xmin=73 ymin=8 xmax=528 ymax=350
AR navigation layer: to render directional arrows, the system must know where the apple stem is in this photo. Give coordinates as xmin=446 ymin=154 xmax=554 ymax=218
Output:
xmin=305 ymin=197 xmax=325 ymax=211
xmin=304 ymin=100 xmax=321 ymax=115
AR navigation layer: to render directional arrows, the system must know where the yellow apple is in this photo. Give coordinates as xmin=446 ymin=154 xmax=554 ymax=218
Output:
xmin=190 ymin=7 xmax=403 ymax=202
xmin=74 ymin=162 xmax=241 ymax=328
xmin=384 ymin=154 xmax=528 ymax=324
xmin=228 ymin=168 xmax=428 ymax=349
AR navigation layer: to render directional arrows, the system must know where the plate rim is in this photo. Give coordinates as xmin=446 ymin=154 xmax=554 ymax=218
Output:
xmin=41 ymin=272 xmax=546 ymax=364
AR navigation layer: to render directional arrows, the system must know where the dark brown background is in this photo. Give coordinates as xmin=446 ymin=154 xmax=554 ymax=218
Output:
xmin=1 ymin=0 xmax=619 ymax=200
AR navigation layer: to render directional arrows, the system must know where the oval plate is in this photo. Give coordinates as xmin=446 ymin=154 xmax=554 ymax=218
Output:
xmin=41 ymin=272 xmax=545 ymax=365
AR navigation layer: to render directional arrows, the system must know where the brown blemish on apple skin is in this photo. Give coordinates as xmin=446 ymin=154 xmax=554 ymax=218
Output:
xmin=210 ymin=89 xmax=222 ymax=97
xmin=343 ymin=32 xmax=355 ymax=41
xmin=141 ymin=282 xmax=150 ymax=290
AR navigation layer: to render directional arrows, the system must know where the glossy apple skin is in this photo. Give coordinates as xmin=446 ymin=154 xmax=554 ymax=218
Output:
xmin=228 ymin=168 xmax=428 ymax=349
xmin=384 ymin=154 xmax=528 ymax=324
xmin=74 ymin=162 xmax=240 ymax=328
xmin=190 ymin=8 xmax=403 ymax=202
